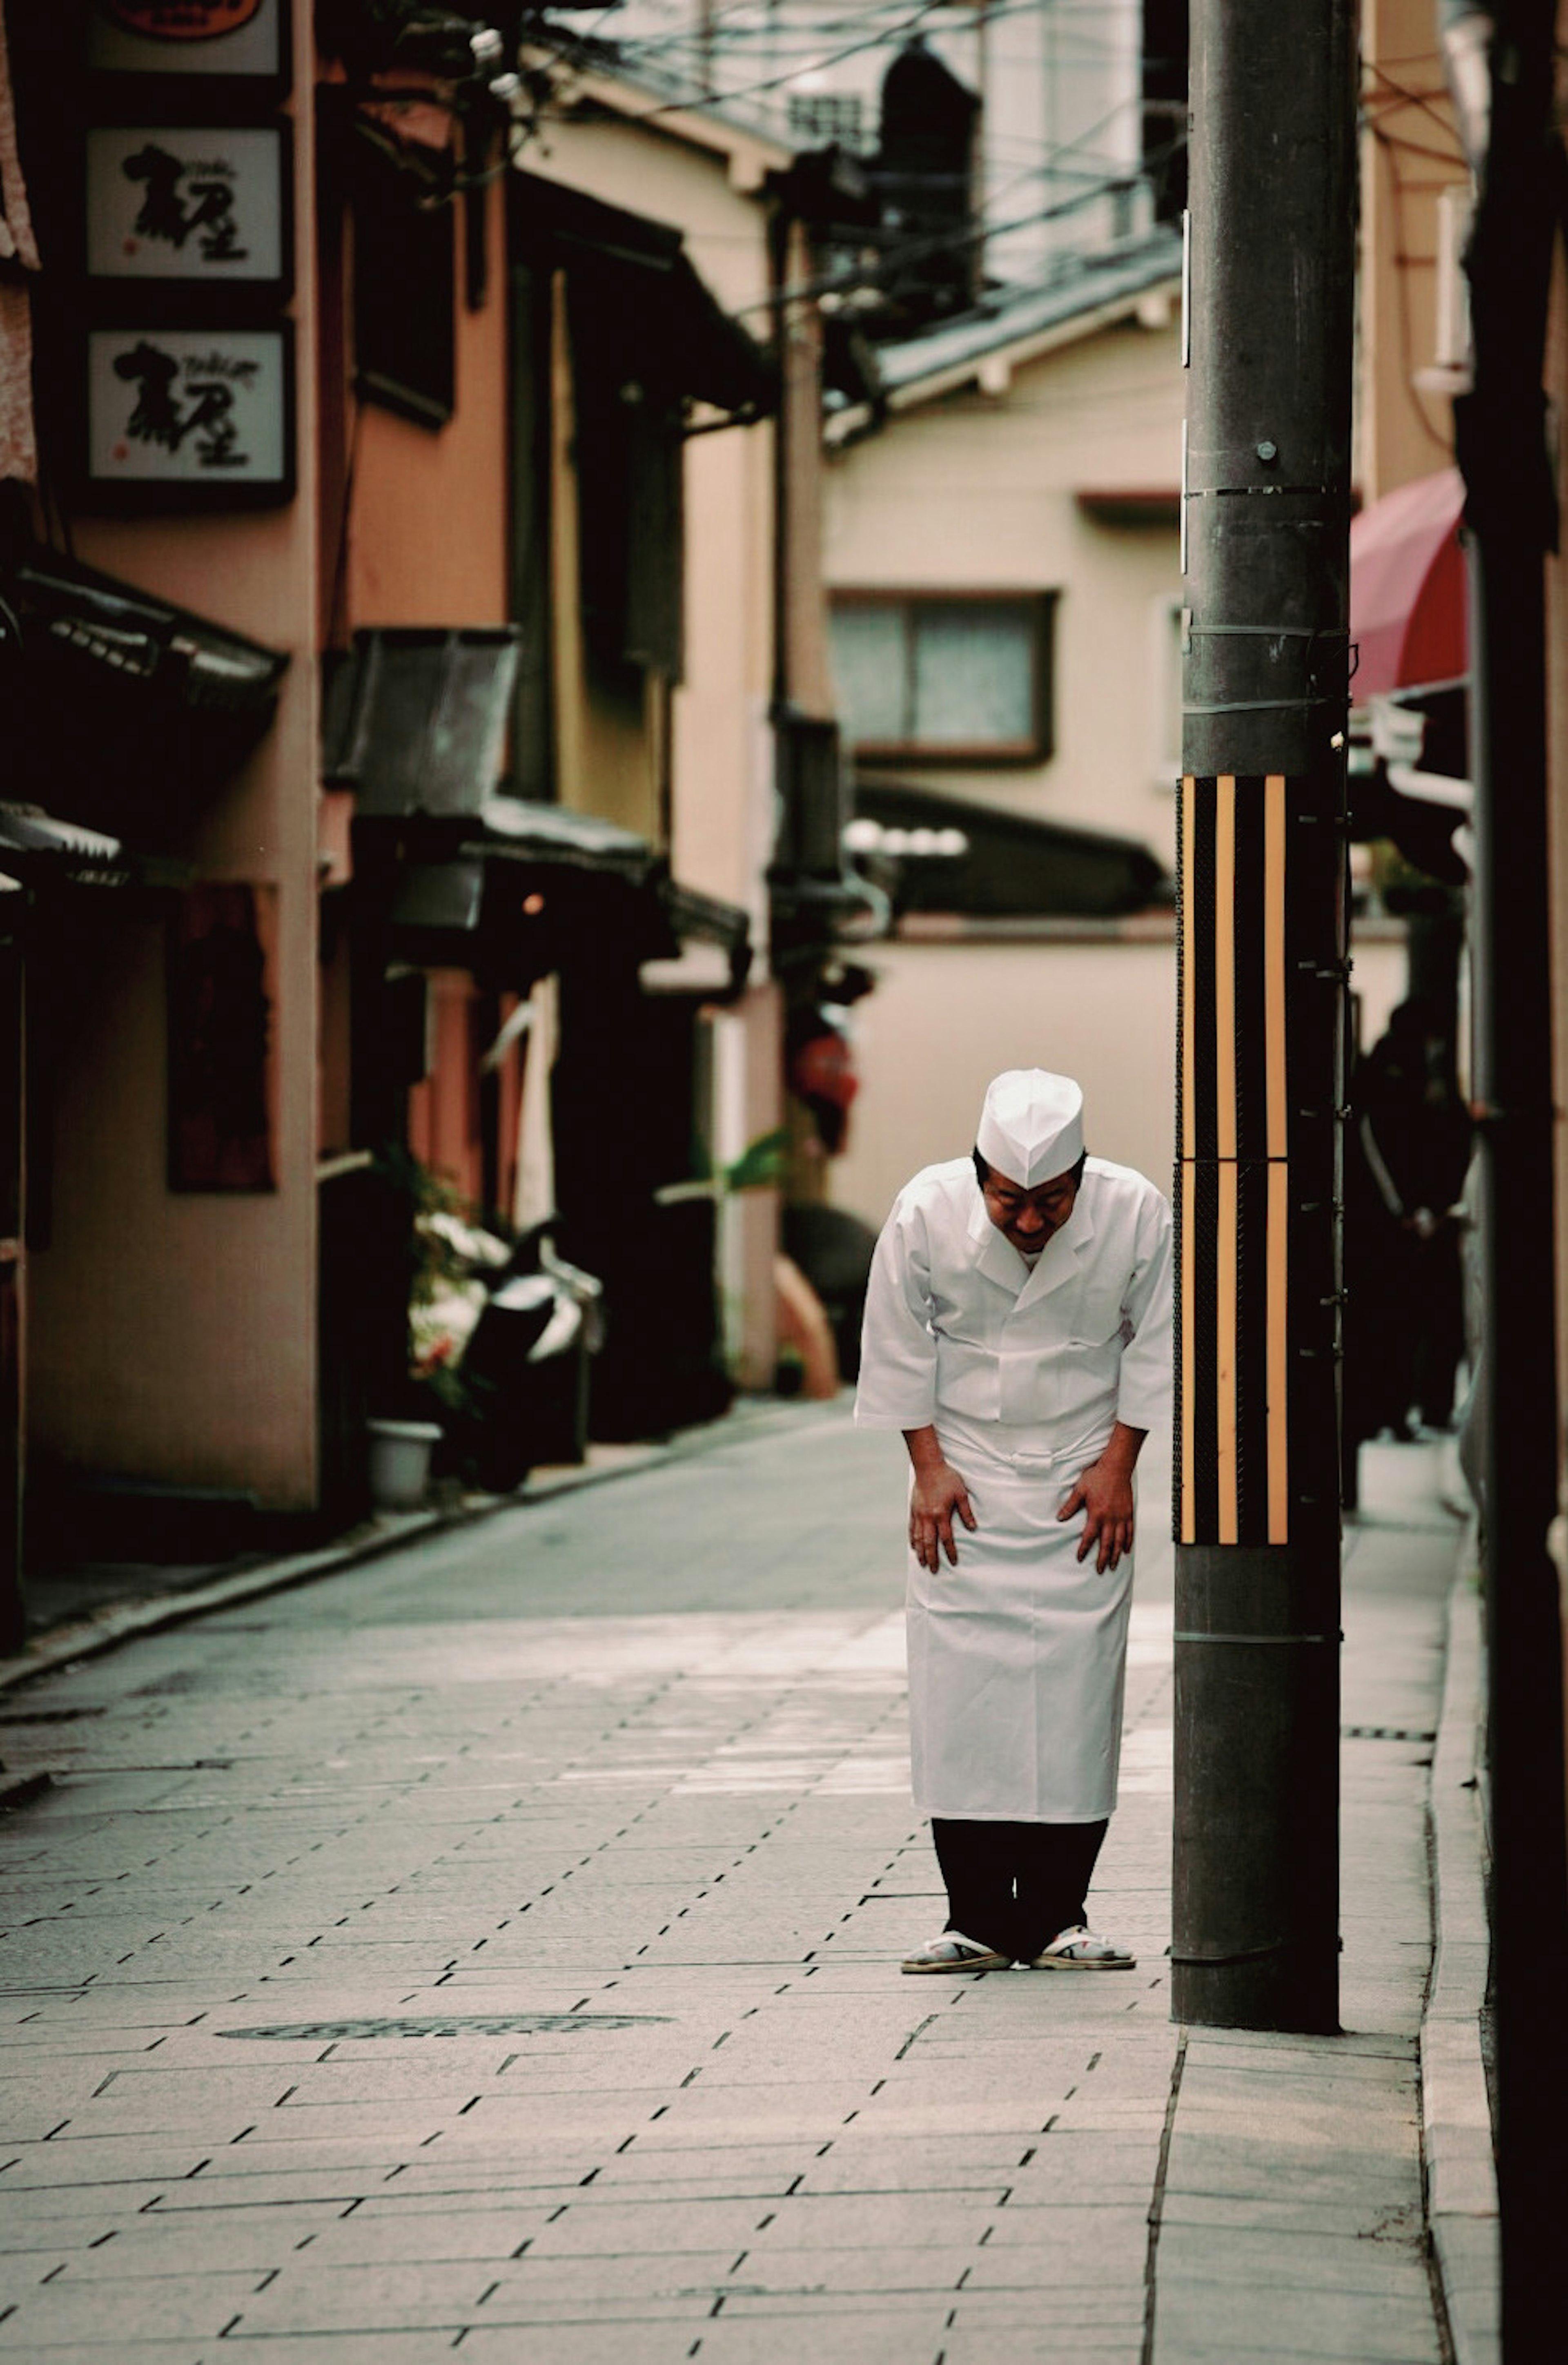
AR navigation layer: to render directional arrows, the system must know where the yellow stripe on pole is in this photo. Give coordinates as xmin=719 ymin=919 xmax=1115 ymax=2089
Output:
xmin=1268 ymin=1157 xmax=1290 ymax=1541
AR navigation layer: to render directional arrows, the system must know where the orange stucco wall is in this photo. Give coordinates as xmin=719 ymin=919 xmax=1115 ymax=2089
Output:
xmin=347 ymin=178 xmax=510 ymax=630
xmin=26 ymin=0 xmax=322 ymax=1508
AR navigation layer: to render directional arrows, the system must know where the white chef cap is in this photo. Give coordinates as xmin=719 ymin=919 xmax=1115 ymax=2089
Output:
xmin=976 ymin=1069 xmax=1084 ymax=1188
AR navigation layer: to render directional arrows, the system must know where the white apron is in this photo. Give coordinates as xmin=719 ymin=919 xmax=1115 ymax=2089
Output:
xmin=905 ymin=1407 xmax=1133 ymax=1822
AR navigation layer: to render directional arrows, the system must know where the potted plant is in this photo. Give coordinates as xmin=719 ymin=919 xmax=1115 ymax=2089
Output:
xmin=366 ymin=1151 xmax=504 ymax=1509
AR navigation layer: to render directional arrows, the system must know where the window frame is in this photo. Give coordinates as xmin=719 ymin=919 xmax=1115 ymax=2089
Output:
xmin=829 ymin=588 xmax=1057 ymax=765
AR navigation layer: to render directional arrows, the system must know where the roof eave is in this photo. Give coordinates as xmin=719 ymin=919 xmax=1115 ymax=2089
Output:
xmin=826 ymin=267 xmax=1181 ymax=449
xmin=520 ymin=42 xmax=793 ymax=185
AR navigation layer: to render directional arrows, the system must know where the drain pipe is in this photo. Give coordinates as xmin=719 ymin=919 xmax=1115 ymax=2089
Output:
xmin=1439 ymin=3 xmax=1568 ymax=2351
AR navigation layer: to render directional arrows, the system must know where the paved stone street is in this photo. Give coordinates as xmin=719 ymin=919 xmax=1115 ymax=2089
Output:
xmin=0 ymin=1406 xmax=1470 ymax=2362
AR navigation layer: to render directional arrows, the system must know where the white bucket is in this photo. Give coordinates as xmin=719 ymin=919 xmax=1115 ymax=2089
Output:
xmin=366 ymin=1418 xmax=442 ymax=1512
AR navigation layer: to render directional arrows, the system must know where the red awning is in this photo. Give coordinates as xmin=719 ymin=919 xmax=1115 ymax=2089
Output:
xmin=1350 ymin=466 xmax=1467 ymax=700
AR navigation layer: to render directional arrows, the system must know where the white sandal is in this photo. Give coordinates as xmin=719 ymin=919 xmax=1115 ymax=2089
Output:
xmin=1029 ymin=1924 xmax=1135 ymax=1970
xmin=900 ymin=1931 xmax=1012 ymax=1974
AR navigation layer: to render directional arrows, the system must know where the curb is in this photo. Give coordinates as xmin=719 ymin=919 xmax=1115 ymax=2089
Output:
xmin=0 ymin=1393 xmax=846 ymax=1700
xmin=1421 ymin=1559 xmax=1499 ymax=2365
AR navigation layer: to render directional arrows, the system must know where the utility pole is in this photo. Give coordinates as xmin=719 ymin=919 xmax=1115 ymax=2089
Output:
xmin=1174 ymin=0 xmax=1357 ymax=2031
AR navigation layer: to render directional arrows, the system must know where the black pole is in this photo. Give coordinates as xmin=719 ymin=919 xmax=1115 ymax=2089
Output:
xmin=1174 ymin=0 xmax=1357 ymax=2032
xmin=1450 ymin=3 xmax=1568 ymax=2347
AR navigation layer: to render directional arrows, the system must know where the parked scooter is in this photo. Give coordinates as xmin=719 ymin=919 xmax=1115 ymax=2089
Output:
xmin=415 ymin=1212 xmax=604 ymax=1493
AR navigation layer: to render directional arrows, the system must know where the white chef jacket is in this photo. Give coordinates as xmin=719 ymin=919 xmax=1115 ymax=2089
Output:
xmin=855 ymin=1155 xmax=1174 ymax=1820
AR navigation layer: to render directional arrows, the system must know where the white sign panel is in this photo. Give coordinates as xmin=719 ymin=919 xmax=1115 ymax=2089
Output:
xmin=88 ymin=326 xmax=290 ymax=491
xmin=87 ymin=127 xmax=285 ymax=285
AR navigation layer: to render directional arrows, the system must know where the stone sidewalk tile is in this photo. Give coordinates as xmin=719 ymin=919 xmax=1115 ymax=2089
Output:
xmin=706 ymin=2242 xmax=986 ymax=2295
xmin=788 ymin=2164 xmax=1020 ymax=2199
xmin=564 ymin=2085 xmax=875 ymax=2136
xmin=1159 ymin=2129 xmax=1417 ymax=2205
xmin=0 ymin=2146 xmax=213 ymax=2197
xmin=688 ymin=2322 xmax=953 ymax=2365
xmin=721 ymin=2189 xmax=1002 ymax=2244
xmin=274 ymin=2204 xmax=556 ymax=2265
xmin=0 ymin=2347 xmax=216 ymax=2365
xmin=306 ymin=2153 xmax=614 ymax=2198
xmin=1151 ymin=2278 xmax=1441 ymax=2363
xmin=521 ymin=2198 xmax=782 ymax=2256
xmin=977 ymin=2198 xmax=1149 ymax=2253
xmin=1156 ymin=2221 xmax=1430 ymax=2298
xmin=1158 ymin=2187 xmax=1424 ymax=2241
xmin=13 ymin=2206 xmax=344 ymax=2275
xmin=442 ymin=2251 xmax=752 ymax=2305
xmin=949 ymin=2284 xmax=1147 ymax=2324
xmin=961 ymin=2240 xmax=1148 ymax=2290
xmin=214 ymin=2259 xmax=501 ymax=2336
xmin=0 ymin=2267 xmax=266 ymax=2344
xmin=1434 ymin=2218 xmax=1501 ymax=2365
xmin=211 ymin=2336 xmax=488 ymax=2365
xmin=940 ymin=2336 xmax=1143 ymax=2364
xmin=140 ymin=2167 xmax=423 ymax=2211
xmin=457 ymin=2328 xmax=708 ymax=2365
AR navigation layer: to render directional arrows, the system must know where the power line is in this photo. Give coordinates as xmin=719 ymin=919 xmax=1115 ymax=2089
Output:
xmin=532 ymin=0 xmax=958 ymax=124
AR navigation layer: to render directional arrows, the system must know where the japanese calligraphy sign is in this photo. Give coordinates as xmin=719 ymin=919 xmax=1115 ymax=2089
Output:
xmin=86 ymin=126 xmax=289 ymax=297
xmin=86 ymin=324 xmax=294 ymax=504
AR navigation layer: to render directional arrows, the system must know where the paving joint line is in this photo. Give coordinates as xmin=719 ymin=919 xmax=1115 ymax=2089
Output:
xmin=1140 ymin=2024 xmax=1187 ymax=2365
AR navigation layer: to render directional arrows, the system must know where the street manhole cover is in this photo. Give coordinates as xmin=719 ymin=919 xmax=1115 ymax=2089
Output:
xmin=218 ymin=2013 xmax=666 ymax=2040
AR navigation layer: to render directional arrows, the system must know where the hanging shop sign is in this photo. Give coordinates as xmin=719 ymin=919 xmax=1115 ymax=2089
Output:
xmin=88 ymin=0 xmax=289 ymax=99
xmin=85 ymin=322 xmax=294 ymax=505
xmin=79 ymin=0 xmax=295 ymax=509
xmin=86 ymin=123 xmax=291 ymax=303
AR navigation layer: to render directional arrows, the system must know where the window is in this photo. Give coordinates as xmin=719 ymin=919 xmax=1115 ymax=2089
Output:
xmin=352 ymin=135 xmax=455 ymax=428
xmin=786 ymin=92 xmax=867 ymax=152
xmin=830 ymin=592 xmax=1056 ymax=762
xmin=569 ymin=279 xmax=684 ymax=681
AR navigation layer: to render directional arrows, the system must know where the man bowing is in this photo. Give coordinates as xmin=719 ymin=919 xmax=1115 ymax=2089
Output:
xmin=855 ymin=1069 xmax=1173 ymax=1974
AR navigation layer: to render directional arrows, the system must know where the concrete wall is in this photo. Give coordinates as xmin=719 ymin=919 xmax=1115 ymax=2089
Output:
xmin=347 ymin=178 xmax=510 ymax=629
xmin=825 ymin=311 xmax=1184 ymax=870
xmin=831 ymin=923 xmax=1412 ymax=1237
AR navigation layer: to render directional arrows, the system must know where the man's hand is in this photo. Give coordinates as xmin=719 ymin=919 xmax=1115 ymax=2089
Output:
xmin=910 ymin=1462 xmax=977 ymax=1570
xmin=903 ymin=1426 xmax=977 ymax=1571
xmin=1057 ymin=1422 xmax=1146 ymax=1573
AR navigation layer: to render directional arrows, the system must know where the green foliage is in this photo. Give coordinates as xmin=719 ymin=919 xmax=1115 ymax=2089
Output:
xmin=722 ymin=1126 xmax=790 ymax=1195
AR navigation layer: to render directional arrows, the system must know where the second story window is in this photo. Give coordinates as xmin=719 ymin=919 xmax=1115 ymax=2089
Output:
xmin=831 ymin=591 xmax=1057 ymax=763
xmin=786 ymin=92 xmax=868 ymax=152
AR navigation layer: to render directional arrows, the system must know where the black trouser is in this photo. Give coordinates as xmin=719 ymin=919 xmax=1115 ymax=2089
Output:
xmin=932 ymin=1817 xmax=1109 ymax=1962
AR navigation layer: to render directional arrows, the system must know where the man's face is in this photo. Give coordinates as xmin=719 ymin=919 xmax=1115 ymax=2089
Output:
xmin=980 ymin=1162 xmax=1080 ymax=1253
